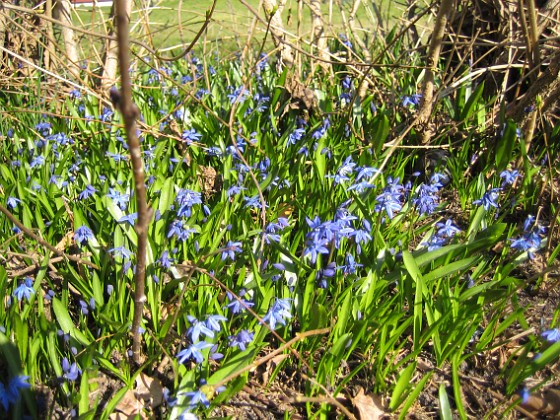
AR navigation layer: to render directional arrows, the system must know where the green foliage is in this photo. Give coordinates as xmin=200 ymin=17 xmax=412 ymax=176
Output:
xmin=0 ymin=27 xmax=556 ymax=419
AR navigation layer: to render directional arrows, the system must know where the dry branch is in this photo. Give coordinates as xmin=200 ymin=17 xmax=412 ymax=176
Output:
xmin=112 ymin=0 xmax=150 ymax=365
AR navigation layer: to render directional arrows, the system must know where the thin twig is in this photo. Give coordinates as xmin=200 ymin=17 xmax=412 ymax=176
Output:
xmin=213 ymin=327 xmax=331 ymax=388
xmin=0 ymin=203 xmax=99 ymax=269
xmin=112 ymin=0 xmax=151 ymax=365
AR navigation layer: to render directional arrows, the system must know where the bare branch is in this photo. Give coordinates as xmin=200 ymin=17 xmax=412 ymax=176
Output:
xmin=112 ymin=0 xmax=150 ymax=365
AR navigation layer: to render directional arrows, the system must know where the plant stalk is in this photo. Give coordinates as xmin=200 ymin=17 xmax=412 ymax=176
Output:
xmin=113 ymin=0 xmax=150 ymax=365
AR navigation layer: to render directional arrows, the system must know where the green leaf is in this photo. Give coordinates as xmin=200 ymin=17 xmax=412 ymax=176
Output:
xmin=158 ymin=177 xmax=175 ymax=214
xmin=99 ymin=386 xmax=130 ymax=420
xmin=439 ymin=383 xmax=453 ymax=420
xmin=52 ymin=298 xmax=91 ymax=346
xmin=390 ymin=362 xmax=416 ymax=411
xmin=495 ymin=120 xmax=517 ymax=172
xmin=79 ymin=369 xmax=90 ymax=414
xmin=371 ymin=113 xmax=390 ymax=155
xmin=398 ymin=371 xmax=433 ymax=417
xmin=459 ymin=82 xmax=485 ymax=122
xmin=208 ymin=347 xmax=257 ymax=385
xmin=423 ymin=256 xmax=479 ymax=283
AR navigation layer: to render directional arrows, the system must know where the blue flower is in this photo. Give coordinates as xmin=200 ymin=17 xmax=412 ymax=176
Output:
xmin=183 ymin=389 xmax=210 ymax=409
xmin=0 ymin=375 xmax=30 ymax=411
xmin=473 ymin=188 xmax=501 ymax=211
xmin=402 ymin=94 xmax=422 ymax=107
xmin=106 ymin=188 xmax=130 ymax=210
xmin=167 ymin=220 xmax=197 ymax=241
xmin=341 ymin=75 xmax=352 ymax=91
xmin=7 ymin=196 xmax=21 ymax=209
xmin=303 ymin=238 xmax=330 ymax=264
xmin=227 ymin=86 xmax=249 ymax=104
xmin=224 ymin=291 xmax=254 ymax=314
xmin=74 ymin=225 xmax=94 ymax=246
xmin=156 ymin=250 xmax=174 ymax=269
xmin=221 ymin=241 xmax=243 ymax=261
xmin=118 ymin=213 xmax=138 ymax=226
xmin=374 ymin=177 xmax=404 ymax=219
xmin=187 ymin=316 xmax=215 ymax=343
xmin=509 ymin=215 xmax=546 ymax=259
xmin=413 ymin=183 xmax=440 ymax=215
xmin=78 ymin=184 xmax=97 ymax=200
xmin=374 ymin=191 xmax=402 ymax=219
xmin=436 ymin=219 xmax=461 ymax=238
xmin=106 ymin=152 xmax=128 ymax=162
xmin=355 ymin=166 xmax=380 ymax=181
xmin=327 ymin=156 xmax=356 ymax=185
xmin=311 ymin=118 xmax=330 ymax=140
xmin=182 ymin=129 xmax=202 ymax=144
xmin=287 ymin=128 xmax=305 ymax=146
xmin=256 ymin=53 xmax=269 ymax=73
xmin=176 ymin=341 xmax=213 ymax=364
xmin=541 ymin=328 xmax=560 ymax=343
xmin=108 ymin=246 xmax=133 ymax=260
xmin=350 ymin=220 xmax=372 ymax=254
xmin=176 ymin=189 xmax=202 ymax=217
xmin=243 ymin=195 xmax=265 ymax=209
xmin=229 ymin=329 xmax=255 ymax=351
xmin=339 ymin=33 xmax=353 ymax=49
xmin=519 ymin=387 xmax=530 ymax=404
xmin=500 ymin=169 xmax=520 ymax=186
xmin=79 ymin=300 xmax=90 ymax=315
xmin=262 ymin=298 xmax=292 ymax=330
xmin=13 ymin=277 xmax=35 ymax=302
xmin=30 ymin=155 xmax=46 ymax=169
xmin=69 ymin=89 xmax=81 ymax=99
xmin=35 ymin=122 xmax=51 ymax=136
xmin=61 ymin=357 xmax=81 ymax=382
xmin=316 ymin=262 xmax=337 ymax=288
xmin=339 ymin=253 xmax=362 ymax=275
xmin=204 ymin=315 xmax=228 ymax=333
xmin=421 ymin=235 xmax=448 ymax=251
xmin=227 ymin=185 xmax=247 ymax=200
xmin=100 ymin=107 xmax=113 ymax=122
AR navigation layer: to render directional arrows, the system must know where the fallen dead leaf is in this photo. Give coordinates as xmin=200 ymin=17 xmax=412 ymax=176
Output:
xmin=352 ymin=388 xmax=386 ymax=420
xmin=135 ymin=372 xmax=164 ymax=408
xmin=109 ymin=389 xmax=144 ymax=420
xmin=523 ymin=388 xmax=560 ymax=416
xmin=262 ymin=353 xmax=290 ymax=385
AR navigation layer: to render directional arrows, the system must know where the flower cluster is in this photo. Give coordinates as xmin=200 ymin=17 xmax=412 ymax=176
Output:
xmin=0 ymin=376 xmax=30 ymax=411
xmin=509 ymin=215 xmax=546 ymax=259
xmin=421 ymin=219 xmax=461 ymax=251
xmin=412 ymin=173 xmax=446 ymax=215
xmin=374 ymin=177 xmax=404 ymax=219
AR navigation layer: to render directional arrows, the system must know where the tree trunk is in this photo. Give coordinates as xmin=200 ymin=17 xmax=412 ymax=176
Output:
xmin=0 ymin=4 xmax=7 ymax=69
xmin=102 ymin=0 xmax=133 ymax=91
xmin=262 ymin=0 xmax=295 ymax=69
xmin=53 ymin=0 xmax=80 ymax=80
xmin=308 ymin=0 xmax=331 ymax=74
xmin=416 ymin=0 xmax=455 ymax=144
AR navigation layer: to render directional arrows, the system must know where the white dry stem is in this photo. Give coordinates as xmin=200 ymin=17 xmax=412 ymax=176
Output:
xmin=53 ymin=0 xmax=80 ymax=80
xmin=262 ymin=0 xmax=295 ymax=68
xmin=102 ymin=0 xmax=133 ymax=91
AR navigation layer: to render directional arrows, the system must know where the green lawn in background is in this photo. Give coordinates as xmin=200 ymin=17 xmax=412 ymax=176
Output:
xmin=73 ymin=0 xmax=401 ymax=58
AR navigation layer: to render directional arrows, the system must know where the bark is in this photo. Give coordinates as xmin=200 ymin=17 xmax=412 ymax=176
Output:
xmin=0 ymin=4 xmax=6 ymax=68
xmin=102 ymin=0 xmax=133 ymax=91
xmin=348 ymin=0 xmax=371 ymax=97
xmin=53 ymin=0 xmax=80 ymax=79
xmin=506 ymin=50 xmax=560 ymax=123
xmin=416 ymin=0 xmax=455 ymax=145
xmin=112 ymin=0 xmax=149 ymax=364
xmin=308 ymin=0 xmax=331 ymax=73
xmin=262 ymin=0 xmax=295 ymax=69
